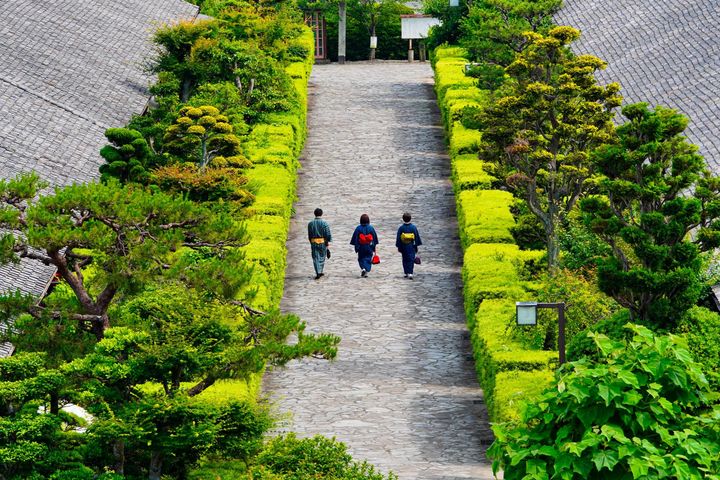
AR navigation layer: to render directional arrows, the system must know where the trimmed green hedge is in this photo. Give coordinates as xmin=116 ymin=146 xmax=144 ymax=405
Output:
xmin=240 ymin=28 xmax=314 ymax=312
xmin=433 ymin=45 xmax=555 ymax=422
xmin=458 ymin=190 xmax=515 ymax=248
xmin=193 ymin=29 xmax=314 ymax=417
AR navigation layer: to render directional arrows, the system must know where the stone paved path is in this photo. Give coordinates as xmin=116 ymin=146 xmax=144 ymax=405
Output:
xmin=263 ymin=62 xmax=494 ymax=480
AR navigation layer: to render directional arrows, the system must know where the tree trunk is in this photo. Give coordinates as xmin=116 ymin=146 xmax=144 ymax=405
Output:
xmin=149 ymin=451 xmax=163 ymax=480
xmin=545 ymin=220 xmax=560 ymax=270
xmin=50 ymin=390 xmax=59 ymax=415
xmin=369 ymin=23 xmax=376 ymax=62
xmin=181 ymin=77 xmax=192 ymax=103
xmin=113 ymin=439 xmax=125 ymax=476
xmin=338 ymin=1 xmax=347 ymax=64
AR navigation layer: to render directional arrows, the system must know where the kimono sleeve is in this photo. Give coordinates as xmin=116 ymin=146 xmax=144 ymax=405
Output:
xmin=413 ymin=225 xmax=422 ymax=246
xmin=323 ymin=221 xmax=332 ymax=242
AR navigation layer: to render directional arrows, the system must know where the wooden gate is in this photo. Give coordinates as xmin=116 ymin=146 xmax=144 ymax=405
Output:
xmin=304 ymin=11 xmax=327 ymax=60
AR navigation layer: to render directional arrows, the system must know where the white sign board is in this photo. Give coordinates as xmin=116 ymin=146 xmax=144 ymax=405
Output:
xmin=401 ymin=16 xmax=441 ymax=40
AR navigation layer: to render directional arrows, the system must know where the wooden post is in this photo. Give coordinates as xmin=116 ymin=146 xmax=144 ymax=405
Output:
xmin=408 ymin=38 xmax=414 ymax=62
xmin=558 ymin=303 xmax=566 ymax=364
xmin=338 ymin=1 xmax=347 ymax=64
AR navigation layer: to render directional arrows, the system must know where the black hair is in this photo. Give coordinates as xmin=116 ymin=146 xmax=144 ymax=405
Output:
xmin=402 ymin=212 xmax=411 ymax=223
xmin=314 ymin=208 xmax=323 ymax=217
xmin=360 ymin=213 xmax=370 ymax=225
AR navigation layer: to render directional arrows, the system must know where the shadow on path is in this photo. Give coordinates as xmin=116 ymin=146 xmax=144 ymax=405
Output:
xmin=263 ymin=63 xmax=495 ymax=480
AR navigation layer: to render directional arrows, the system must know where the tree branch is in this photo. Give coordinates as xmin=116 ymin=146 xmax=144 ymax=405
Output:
xmin=229 ymin=300 xmax=266 ymax=317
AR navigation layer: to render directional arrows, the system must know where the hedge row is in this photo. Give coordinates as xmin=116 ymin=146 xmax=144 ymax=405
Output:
xmin=188 ymin=28 xmax=314 ymax=479
xmin=241 ymin=28 xmax=314 ymax=311
xmin=433 ymin=45 xmax=555 ymax=422
xmin=190 ymin=29 xmax=314 ymax=418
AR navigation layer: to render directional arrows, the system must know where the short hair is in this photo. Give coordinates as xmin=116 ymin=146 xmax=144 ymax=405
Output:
xmin=360 ymin=213 xmax=370 ymax=225
xmin=314 ymin=208 xmax=323 ymax=217
xmin=402 ymin=212 xmax=411 ymax=223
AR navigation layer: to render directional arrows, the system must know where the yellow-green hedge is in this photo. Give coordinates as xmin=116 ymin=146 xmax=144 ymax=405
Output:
xmin=199 ymin=27 xmax=314 ymax=407
xmin=240 ymin=27 xmax=313 ymax=312
xmin=458 ymin=190 xmax=515 ymax=248
xmin=433 ymin=45 xmax=554 ymax=423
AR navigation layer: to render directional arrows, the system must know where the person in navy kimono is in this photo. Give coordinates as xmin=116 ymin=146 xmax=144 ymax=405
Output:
xmin=396 ymin=212 xmax=422 ymax=279
xmin=350 ymin=213 xmax=379 ymax=277
xmin=308 ymin=207 xmax=332 ymax=280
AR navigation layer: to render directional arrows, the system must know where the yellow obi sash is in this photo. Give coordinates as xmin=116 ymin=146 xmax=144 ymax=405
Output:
xmin=400 ymin=232 xmax=415 ymax=244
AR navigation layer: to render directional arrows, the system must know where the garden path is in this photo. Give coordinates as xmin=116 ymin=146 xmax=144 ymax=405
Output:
xmin=263 ymin=62 xmax=494 ymax=480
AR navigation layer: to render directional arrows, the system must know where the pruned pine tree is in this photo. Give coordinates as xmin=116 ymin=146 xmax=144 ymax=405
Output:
xmin=0 ymin=173 xmax=247 ymax=340
xmin=463 ymin=27 xmax=622 ymax=268
xmin=581 ymin=103 xmax=720 ymax=329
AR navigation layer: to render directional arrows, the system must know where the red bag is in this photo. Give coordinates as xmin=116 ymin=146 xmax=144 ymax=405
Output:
xmin=372 ymin=254 xmax=380 ymax=264
xmin=359 ymin=233 xmax=374 ymax=245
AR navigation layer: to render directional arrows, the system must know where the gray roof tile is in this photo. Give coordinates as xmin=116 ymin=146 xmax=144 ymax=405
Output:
xmin=0 ymin=0 xmax=199 ymax=353
xmin=555 ymin=0 xmax=720 ymax=172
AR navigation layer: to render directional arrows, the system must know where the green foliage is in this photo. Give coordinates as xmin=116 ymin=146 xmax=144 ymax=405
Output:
xmin=452 ymin=154 xmax=496 ymax=191
xmin=512 ymin=269 xmax=619 ymax=351
xmin=458 ymin=189 xmax=515 ymax=247
xmin=677 ymin=306 xmax=720 ymax=390
xmin=163 ymin=105 xmax=249 ymax=169
xmin=152 ymin=163 xmax=254 ymax=204
xmin=0 ymin=175 xmax=247 ymax=339
xmin=322 ymin=0 xmax=413 ymax=61
xmin=558 ymin=213 xmax=612 ymax=271
xmin=460 ymin=0 xmax=561 ymax=69
xmin=423 ymin=0 xmax=468 ymax=50
xmin=464 ymin=26 xmax=622 ymax=268
xmin=99 ymin=128 xmax=155 ymax=184
xmin=489 ymin=324 xmax=720 ymax=479
xmin=509 ymin=199 xmax=545 ymax=250
xmin=566 ymin=309 xmax=632 ymax=362
xmin=582 ymin=103 xmax=720 ymax=329
xmin=248 ymin=434 xmax=398 ymax=479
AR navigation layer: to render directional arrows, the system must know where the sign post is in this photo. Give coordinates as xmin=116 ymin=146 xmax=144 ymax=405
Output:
xmin=400 ymin=15 xmax=441 ymax=63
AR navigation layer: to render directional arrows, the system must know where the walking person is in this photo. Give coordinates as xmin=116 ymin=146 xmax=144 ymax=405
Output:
xmin=350 ymin=213 xmax=379 ymax=278
xmin=396 ymin=212 xmax=422 ymax=279
xmin=308 ymin=208 xmax=332 ymax=280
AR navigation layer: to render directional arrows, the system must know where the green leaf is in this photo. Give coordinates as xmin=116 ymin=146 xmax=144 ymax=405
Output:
xmin=592 ymin=449 xmax=619 ymax=471
xmin=629 ymin=457 xmax=650 ymax=478
xmin=617 ymin=369 xmax=640 ymax=388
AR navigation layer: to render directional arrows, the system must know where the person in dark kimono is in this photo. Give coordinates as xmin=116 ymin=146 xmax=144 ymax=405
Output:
xmin=396 ymin=212 xmax=422 ymax=279
xmin=350 ymin=213 xmax=379 ymax=277
xmin=308 ymin=207 xmax=332 ymax=280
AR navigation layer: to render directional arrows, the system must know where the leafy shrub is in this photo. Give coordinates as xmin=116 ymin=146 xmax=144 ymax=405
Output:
xmin=512 ymin=269 xmax=620 ymax=351
xmin=99 ymin=128 xmax=155 ymax=184
xmin=566 ymin=309 xmax=633 ymax=362
xmin=677 ymin=306 xmax=720 ymax=390
xmin=558 ymin=215 xmax=612 ymax=271
xmin=509 ymin=199 xmax=545 ymax=251
xmin=248 ymin=434 xmax=398 ymax=479
xmin=452 ymin=154 xmax=496 ymax=191
xmin=489 ymin=324 xmax=720 ymax=479
xmin=457 ymin=189 xmax=515 ymax=247
xmin=152 ymin=163 xmax=253 ymax=204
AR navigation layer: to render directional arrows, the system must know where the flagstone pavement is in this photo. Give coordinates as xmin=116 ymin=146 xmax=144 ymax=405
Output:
xmin=263 ymin=62 xmax=495 ymax=480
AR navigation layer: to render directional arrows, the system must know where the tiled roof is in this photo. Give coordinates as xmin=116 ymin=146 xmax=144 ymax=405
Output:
xmin=0 ymin=0 xmax=199 ymax=355
xmin=555 ymin=0 xmax=720 ymax=171
xmin=0 ymin=0 xmax=198 ymax=300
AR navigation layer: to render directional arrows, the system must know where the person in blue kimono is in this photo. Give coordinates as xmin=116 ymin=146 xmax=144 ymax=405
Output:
xmin=308 ymin=208 xmax=332 ymax=280
xmin=396 ymin=212 xmax=422 ymax=279
xmin=350 ymin=213 xmax=379 ymax=277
